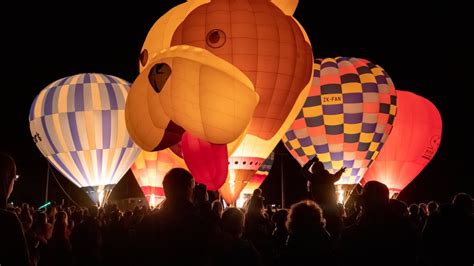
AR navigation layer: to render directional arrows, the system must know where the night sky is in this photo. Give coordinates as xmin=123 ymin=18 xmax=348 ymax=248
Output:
xmin=1 ymin=1 xmax=472 ymax=207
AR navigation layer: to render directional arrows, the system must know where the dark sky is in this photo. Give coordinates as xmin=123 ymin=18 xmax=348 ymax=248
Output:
xmin=1 ymin=1 xmax=472 ymax=207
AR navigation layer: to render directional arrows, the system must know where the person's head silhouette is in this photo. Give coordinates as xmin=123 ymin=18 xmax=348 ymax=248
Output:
xmin=252 ymin=188 xmax=262 ymax=197
xmin=286 ymin=200 xmax=325 ymax=235
xmin=311 ymin=161 xmax=326 ymax=175
xmin=163 ymin=168 xmax=195 ymax=203
xmin=453 ymin=192 xmax=472 ymax=215
xmin=221 ymin=207 xmax=245 ymax=239
xmin=359 ymin=181 xmax=389 ymax=210
xmin=0 ymin=153 xmax=17 ymax=208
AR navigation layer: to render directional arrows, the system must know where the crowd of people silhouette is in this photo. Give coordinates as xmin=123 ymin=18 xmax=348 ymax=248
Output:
xmin=1 ymin=153 xmax=473 ymax=266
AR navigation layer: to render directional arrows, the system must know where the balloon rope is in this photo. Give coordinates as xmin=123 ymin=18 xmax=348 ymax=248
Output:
xmin=45 ymin=163 xmax=49 ymax=203
xmin=48 ymin=163 xmax=81 ymax=207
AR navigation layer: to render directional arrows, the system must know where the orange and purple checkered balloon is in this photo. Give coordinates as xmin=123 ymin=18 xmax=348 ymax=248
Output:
xmin=282 ymin=57 xmax=397 ymax=185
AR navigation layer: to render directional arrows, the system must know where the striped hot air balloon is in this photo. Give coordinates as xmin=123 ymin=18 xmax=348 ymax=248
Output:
xmin=131 ymin=150 xmax=183 ymax=207
xmin=29 ymin=73 xmax=140 ymax=205
xmin=283 ymin=57 xmax=397 ymax=186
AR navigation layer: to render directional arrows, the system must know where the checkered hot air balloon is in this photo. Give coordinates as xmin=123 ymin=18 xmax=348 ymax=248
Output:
xmin=282 ymin=57 xmax=397 ymax=185
xmin=29 ymin=73 xmax=141 ymax=206
xmin=131 ymin=150 xmax=183 ymax=207
xmin=361 ymin=91 xmax=442 ymax=198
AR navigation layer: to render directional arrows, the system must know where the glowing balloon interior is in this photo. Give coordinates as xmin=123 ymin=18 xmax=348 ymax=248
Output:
xmin=362 ymin=91 xmax=442 ymax=196
xmin=283 ymin=57 xmax=397 ymax=185
xmin=131 ymin=150 xmax=182 ymax=206
xmin=29 ymin=73 xmax=141 ymax=205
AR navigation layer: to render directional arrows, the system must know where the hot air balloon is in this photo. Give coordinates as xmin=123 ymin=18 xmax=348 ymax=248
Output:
xmin=241 ymin=152 xmax=275 ymax=196
xmin=220 ymin=155 xmax=265 ymax=205
xmin=125 ymin=0 xmax=314 ymax=153
xmin=131 ymin=150 xmax=182 ymax=206
xmin=126 ymin=0 xmax=314 ymax=199
xmin=29 ymin=73 xmax=140 ymax=206
xmin=283 ymin=57 xmax=397 ymax=190
xmin=361 ymin=91 xmax=442 ymax=198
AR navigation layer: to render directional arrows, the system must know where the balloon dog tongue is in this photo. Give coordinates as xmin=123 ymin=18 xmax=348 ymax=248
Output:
xmin=181 ymin=132 xmax=228 ymax=191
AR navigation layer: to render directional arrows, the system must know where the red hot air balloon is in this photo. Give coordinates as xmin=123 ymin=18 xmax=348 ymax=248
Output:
xmin=362 ymin=91 xmax=442 ymax=197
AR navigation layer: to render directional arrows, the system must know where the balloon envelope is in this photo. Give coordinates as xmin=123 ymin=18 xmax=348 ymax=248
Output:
xmin=283 ymin=57 xmax=397 ymax=185
xmin=125 ymin=0 xmax=313 ymax=152
xmin=131 ymin=150 xmax=182 ymax=206
xmin=242 ymin=152 xmax=275 ymax=195
xmin=29 ymin=73 xmax=140 ymax=205
xmin=362 ymin=91 xmax=442 ymax=196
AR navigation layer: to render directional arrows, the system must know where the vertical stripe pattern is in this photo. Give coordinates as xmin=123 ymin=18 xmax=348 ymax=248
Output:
xmin=29 ymin=73 xmax=140 ymax=191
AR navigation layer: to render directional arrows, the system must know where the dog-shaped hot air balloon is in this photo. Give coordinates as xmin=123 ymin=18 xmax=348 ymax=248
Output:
xmin=126 ymin=0 xmax=314 ymax=153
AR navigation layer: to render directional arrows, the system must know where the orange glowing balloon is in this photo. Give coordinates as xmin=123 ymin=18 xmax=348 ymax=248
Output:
xmin=131 ymin=150 xmax=183 ymax=206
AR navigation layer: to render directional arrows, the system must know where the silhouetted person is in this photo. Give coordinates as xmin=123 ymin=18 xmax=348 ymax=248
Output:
xmin=419 ymin=203 xmax=428 ymax=225
xmin=339 ymin=181 xmax=419 ymax=266
xmin=211 ymin=199 xmax=224 ymax=228
xmin=271 ymin=209 xmax=289 ymax=258
xmin=302 ymin=156 xmax=345 ymax=210
xmin=0 ymin=153 xmax=30 ymax=266
xmin=40 ymin=211 xmax=72 ymax=266
xmin=302 ymin=156 xmax=346 ymax=246
xmin=135 ymin=168 xmax=210 ymax=266
xmin=214 ymin=208 xmax=263 ymax=266
xmin=408 ymin=203 xmax=422 ymax=230
xmin=27 ymin=212 xmax=52 ymax=265
xmin=427 ymin=200 xmax=439 ymax=216
xmin=102 ymin=211 xmax=129 ymax=266
xmin=243 ymin=188 xmax=263 ymax=211
xmin=244 ymin=195 xmax=273 ymax=264
xmin=422 ymin=193 xmax=474 ymax=265
xmin=20 ymin=203 xmax=33 ymax=232
xmin=46 ymin=205 xmax=57 ymax=225
xmin=278 ymin=200 xmax=332 ymax=266
xmin=194 ymin=183 xmax=213 ymax=222
xmin=389 ymin=199 xmax=409 ymax=218
xmin=70 ymin=206 xmax=102 ymax=266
